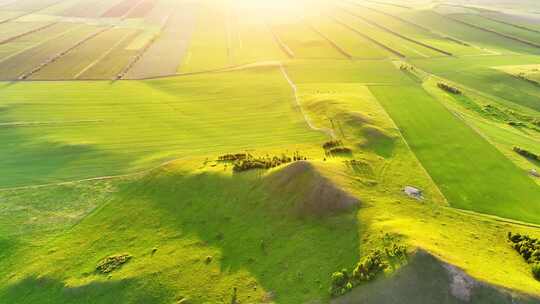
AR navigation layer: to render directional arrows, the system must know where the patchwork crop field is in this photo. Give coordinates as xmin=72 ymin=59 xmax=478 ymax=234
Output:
xmin=1 ymin=0 xmax=540 ymax=303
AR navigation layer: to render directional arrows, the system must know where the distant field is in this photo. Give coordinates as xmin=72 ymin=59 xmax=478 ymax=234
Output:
xmin=30 ymin=27 xmax=137 ymax=80
xmin=179 ymin=4 xmax=229 ymax=73
xmin=370 ymin=84 xmax=540 ymax=224
xmin=0 ymin=24 xmax=100 ymax=80
xmin=412 ymin=55 xmax=540 ymax=112
xmin=125 ymin=3 xmax=194 ymax=79
xmin=309 ymin=16 xmax=391 ymax=59
xmin=0 ymin=66 xmax=325 ymax=187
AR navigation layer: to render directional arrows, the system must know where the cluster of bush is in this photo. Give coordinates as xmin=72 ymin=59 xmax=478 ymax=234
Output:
xmin=513 ymin=147 xmax=539 ymax=161
xmin=437 ymin=82 xmax=462 ymax=95
xmin=330 ymin=245 xmax=407 ymax=297
xmin=508 ymin=232 xmax=540 ymax=280
xmin=96 ymin=254 xmax=132 ymax=274
xmin=323 ymin=140 xmax=352 ymax=156
xmin=399 ymin=64 xmax=414 ymax=71
xmin=232 ymin=152 xmax=306 ymax=172
xmin=218 ymin=153 xmax=249 ymax=161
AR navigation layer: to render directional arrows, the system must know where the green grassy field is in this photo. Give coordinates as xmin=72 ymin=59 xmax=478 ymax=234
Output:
xmin=2 ymin=0 xmax=540 ymax=303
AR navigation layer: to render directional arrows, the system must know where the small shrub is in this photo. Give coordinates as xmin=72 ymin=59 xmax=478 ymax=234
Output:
xmin=533 ymin=264 xmax=540 ymax=280
xmin=508 ymin=232 xmax=540 ymax=280
xmin=437 ymin=82 xmax=462 ymax=95
xmin=96 ymin=254 xmax=132 ymax=274
xmin=323 ymin=140 xmax=343 ymax=150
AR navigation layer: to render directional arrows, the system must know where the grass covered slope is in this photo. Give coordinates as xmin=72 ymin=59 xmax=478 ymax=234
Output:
xmin=370 ymin=84 xmax=540 ymax=224
xmin=0 ymin=65 xmax=325 ymax=188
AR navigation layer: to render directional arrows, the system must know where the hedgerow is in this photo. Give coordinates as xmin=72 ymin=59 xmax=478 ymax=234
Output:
xmin=220 ymin=152 xmax=306 ymax=172
xmin=323 ymin=140 xmax=352 ymax=156
xmin=513 ymin=147 xmax=539 ymax=161
xmin=508 ymin=232 xmax=540 ymax=280
xmin=330 ymin=244 xmax=407 ymax=297
xmin=437 ymin=82 xmax=462 ymax=95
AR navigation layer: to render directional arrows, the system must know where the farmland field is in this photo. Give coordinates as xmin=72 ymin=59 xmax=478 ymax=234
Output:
xmin=1 ymin=0 xmax=540 ymax=304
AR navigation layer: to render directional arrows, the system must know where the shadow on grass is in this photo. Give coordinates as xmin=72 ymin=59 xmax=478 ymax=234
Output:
xmin=0 ymin=276 xmax=166 ymax=304
xmin=140 ymin=169 xmax=361 ymax=302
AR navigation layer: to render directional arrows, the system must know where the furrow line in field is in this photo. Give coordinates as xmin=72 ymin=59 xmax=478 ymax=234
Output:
xmin=117 ymin=13 xmax=172 ymax=79
xmin=331 ymin=16 xmax=406 ymax=58
xmin=0 ymin=0 xmax=67 ymax=25
xmin=435 ymin=11 xmax=540 ymax=49
xmin=307 ymin=22 xmax=353 ymax=59
xmin=480 ymin=15 xmax=540 ymax=35
xmin=340 ymin=7 xmax=454 ymax=56
xmin=18 ymin=26 xmax=113 ymax=80
xmin=266 ymin=22 xmax=295 ymax=59
xmin=0 ymin=22 xmax=58 ymax=46
xmin=74 ymin=30 xmax=139 ymax=79
xmin=344 ymin=0 xmax=470 ymax=47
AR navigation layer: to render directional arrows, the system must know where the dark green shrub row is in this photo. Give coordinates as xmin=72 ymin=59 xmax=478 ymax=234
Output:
xmin=437 ymin=82 xmax=462 ymax=95
xmin=218 ymin=153 xmax=249 ymax=161
xmin=508 ymin=232 xmax=540 ymax=280
xmin=96 ymin=254 xmax=132 ymax=274
xmin=323 ymin=140 xmax=343 ymax=150
xmin=328 ymin=147 xmax=352 ymax=155
xmin=330 ymin=245 xmax=407 ymax=297
xmin=513 ymin=147 xmax=539 ymax=161
xmin=233 ymin=152 xmax=306 ymax=172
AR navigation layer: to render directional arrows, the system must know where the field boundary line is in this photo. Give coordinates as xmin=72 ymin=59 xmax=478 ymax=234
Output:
xmin=279 ymin=62 xmax=335 ymax=139
xmin=331 ymin=16 xmax=406 ymax=58
xmin=0 ymin=0 xmax=68 ymax=25
xmin=0 ymin=24 xmax=83 ymax=67
xmin=339 ymin=6 xmax=454 ymax=56
xmin=19 ymin=26 xmax=113 ymax=80
xmin=0 ymin=157 xmax=182 ymax=192
xmin=0 ymin=22 xmax=59 ymax=46
xmin=120 ymin=0 xmax=147 ymax=20
xmin=307 ymin=22 xmax=353 ymax=59
xmin=344 ymin=0 xmax=471 ymax=47
xmin=479 ymin=15 xmax=540 ymax=35
xmin=74 ymin=29 xmax=139 ymax=79
xmin=434 ymin=11 xmax=540 ymax=49
xmin=118 ymin=12 xmax=172 ymax=79
xmin=266 ymin=21 xmax=295 ymax=59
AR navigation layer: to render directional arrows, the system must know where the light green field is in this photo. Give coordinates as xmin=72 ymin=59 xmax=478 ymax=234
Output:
xmin=370 ymin=83 xmax=540 ymax=224
xmin=0 ymin=66 xmax=325 ymax=188
xmin=2 ymin=0 xmax=540 ymax=303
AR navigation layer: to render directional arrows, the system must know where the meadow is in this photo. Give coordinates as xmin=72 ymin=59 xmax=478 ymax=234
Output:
xmin=1 ymin=0 xmax=540 ymax=303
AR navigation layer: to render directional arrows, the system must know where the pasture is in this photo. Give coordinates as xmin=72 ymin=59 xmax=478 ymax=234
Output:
xmin=1 ymin=0 xmax=540 ymax=303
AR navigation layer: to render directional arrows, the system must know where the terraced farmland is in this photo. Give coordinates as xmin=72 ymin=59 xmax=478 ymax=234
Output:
xmin=1 ymin=1 xmax=540 ymax=304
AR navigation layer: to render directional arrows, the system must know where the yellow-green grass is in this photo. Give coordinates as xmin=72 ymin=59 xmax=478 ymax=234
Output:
xmin=228 ymin=9 xmax=287 ymax=64
xmin=0 ymin=21 xmax=50 ymax=41
xmin=179 ymin=4 xmax=229 ymax=73
xmin=125 ymin=3 xmax=195 ymax=79
xmin=30 ymin=28 xmax=137 ymax=80
xmin=309 ymin=16 xmax=392 ymax=59
xmin=286 ymin=59 xmax=409 ymax=84
xmin=3 ymin=71 xmax=540 ymax=303
xmin=335 ymin=10 xmax=442 ymax=58
xmin=452 ymin=14 xmax=540 ymax=46
xmin=402 ymin=10 xmax=540 ymax=55
xmin=341 ymin=4 xmax=487 ymax=56
xmin=0 ymin=24 xmax=100 ymax=80
xmin=0 ymin=22 xmax=77 ymax=61
xmin=272 ymin=21 xmax=347 ymax=59
xmin=0 ymin=66 xmax=325 ymax=188
xmin=370 ymin=83 xmax=540 ymax=224
xmin=412 ymin=55 xmax=540 ymax=112
xmin=421 ymin=77 xmax=540 ymax=186
xmin=77 ymin=30 xmax=140 ymax=80
xmin=495 ymin=64 xmax=540 ymax=82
